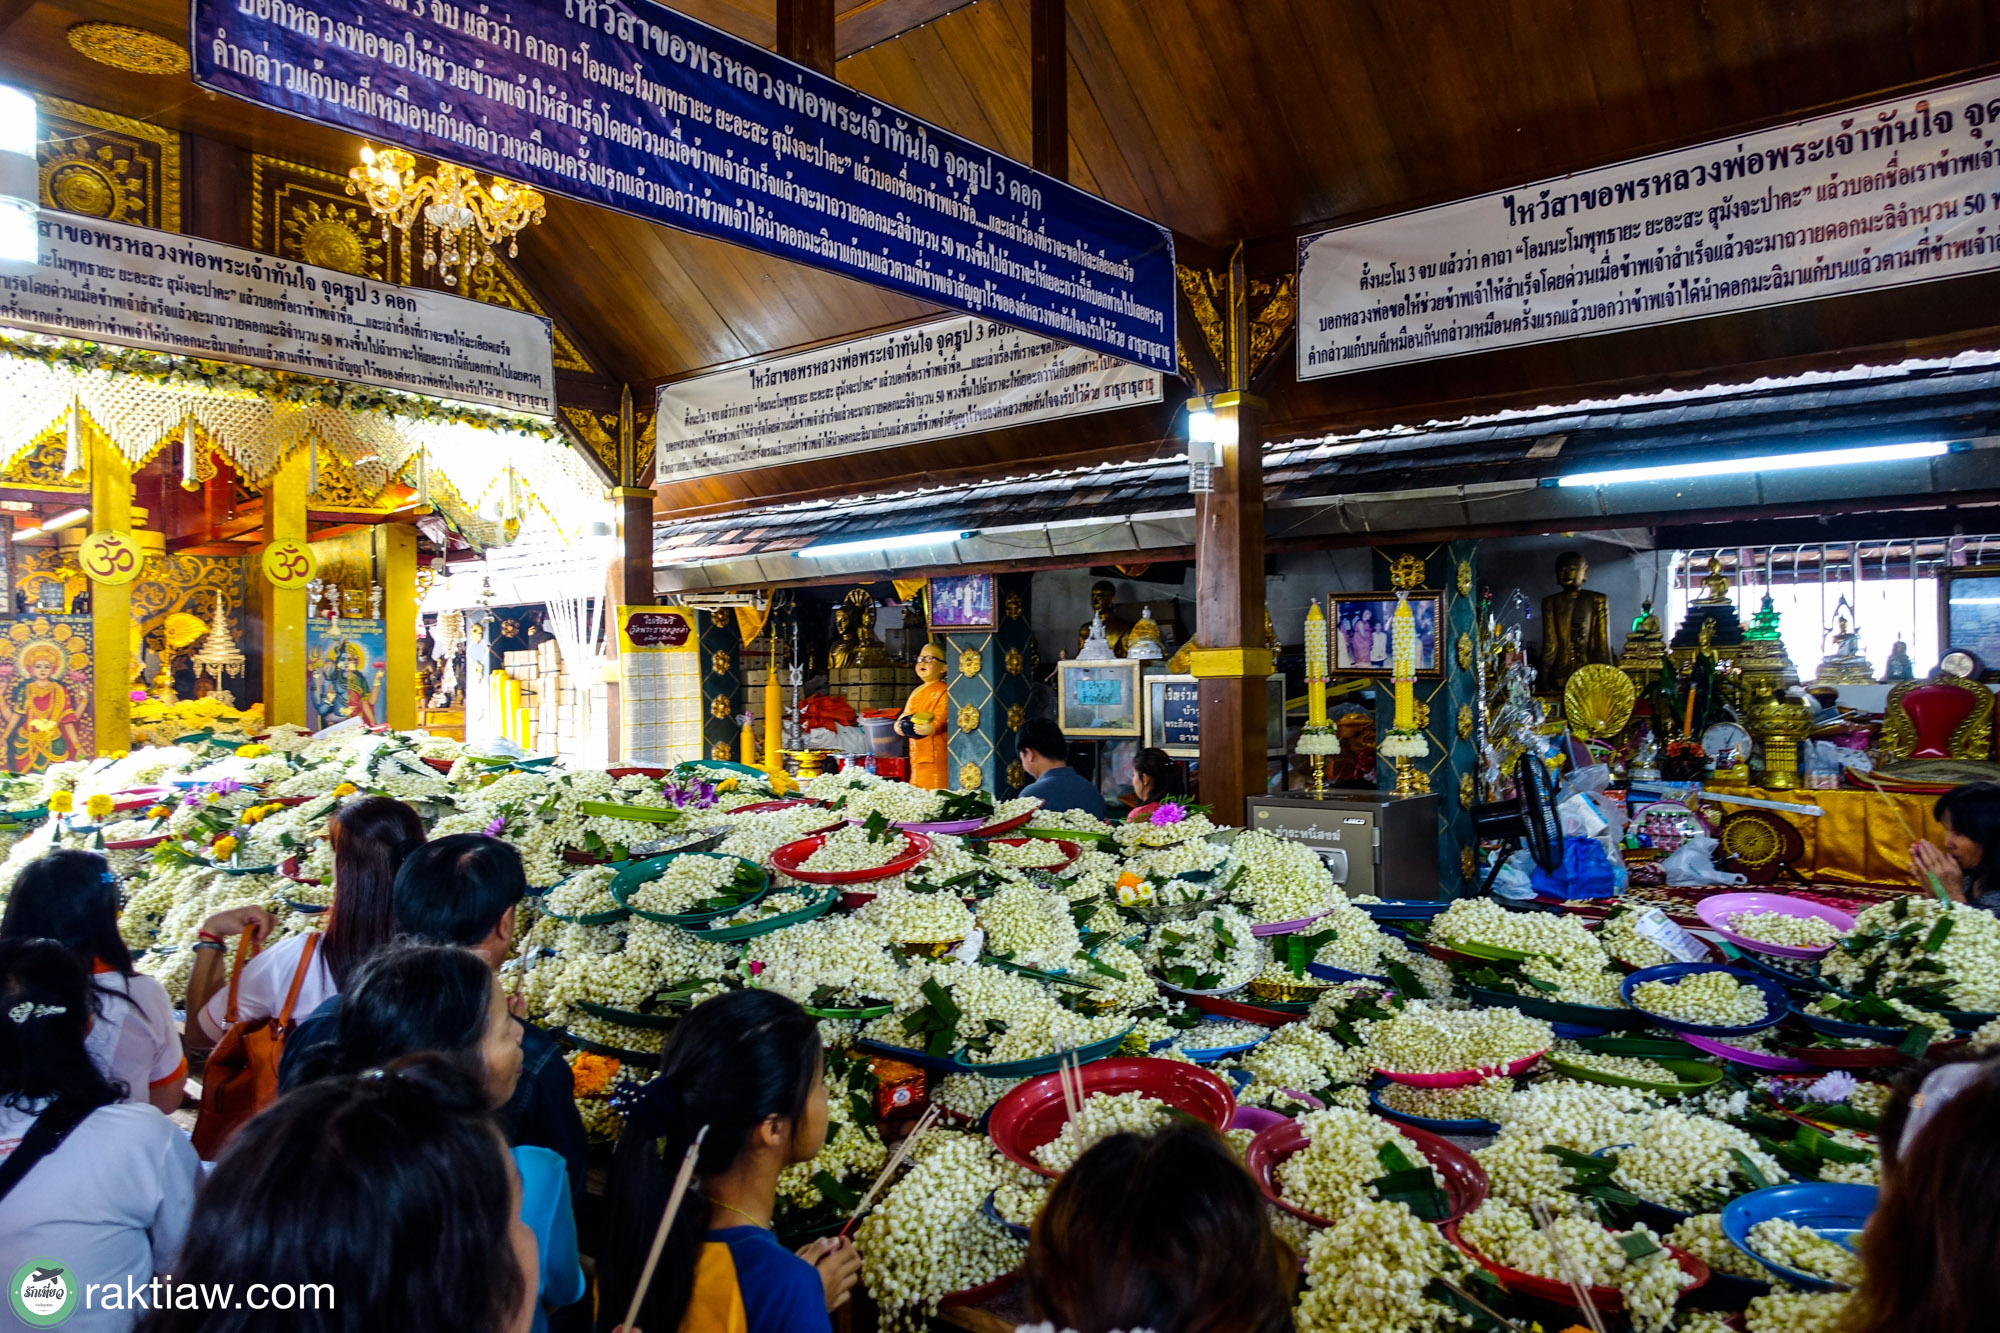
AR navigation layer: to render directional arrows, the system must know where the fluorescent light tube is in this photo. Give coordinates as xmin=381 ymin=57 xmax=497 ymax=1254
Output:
xmin=797 ymin=529 xmax=966 ymax=558
xmin=1555 ymin=440 xmax=1949 ymax=488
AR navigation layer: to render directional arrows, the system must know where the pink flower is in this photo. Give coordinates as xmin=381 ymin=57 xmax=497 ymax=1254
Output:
xmin=1149 ymin=802 xmax=1187 ymax=826
xmin=483 ymin=815 xmax=507 ymax=838
xmin=129 ymin=689 xmax=149 ymax=703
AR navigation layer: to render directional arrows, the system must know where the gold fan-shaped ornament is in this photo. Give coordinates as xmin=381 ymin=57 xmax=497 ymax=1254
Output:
xmin=1564 ymin=664 xmax=1636 ymax=738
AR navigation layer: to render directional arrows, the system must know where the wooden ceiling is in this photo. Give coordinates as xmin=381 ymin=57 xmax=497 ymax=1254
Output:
xmin=6 ymin=0 xmax=2000 ymax=513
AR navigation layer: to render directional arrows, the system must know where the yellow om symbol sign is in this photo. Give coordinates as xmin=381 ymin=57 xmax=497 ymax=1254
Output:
xmin=78 ymin=531 xmax=142 ymax=586
xmin=261 ymin=540 xmax=318 ymax=589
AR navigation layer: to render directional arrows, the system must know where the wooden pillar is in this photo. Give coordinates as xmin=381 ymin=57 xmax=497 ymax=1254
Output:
xmin=1030 ymin=0 xmax=1067 ymax=180
xmin=777 ymin=0 xmax=835 ymax=75
xmin=1191 ymin=246 xmax=1267 ymax=825
xmin=88 ymin=436 xmax=132 ymax=754
xmin=257 ymin=449 xmax=309 ymax=728
xmin=382 ymin=523 xmax=418 ymax=730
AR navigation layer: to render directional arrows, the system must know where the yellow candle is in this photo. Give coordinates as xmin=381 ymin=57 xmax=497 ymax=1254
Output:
xmin=762 ymin=634 xmax=783 ymax=777
xmin=740 ymin=718 xmax=757 ymax=766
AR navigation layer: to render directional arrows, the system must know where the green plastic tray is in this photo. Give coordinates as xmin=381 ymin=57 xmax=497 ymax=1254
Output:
xmin=682 ymin=886 xmax=839 ymax=941
xmin=611 ymin=851 xmax=771 ymax=925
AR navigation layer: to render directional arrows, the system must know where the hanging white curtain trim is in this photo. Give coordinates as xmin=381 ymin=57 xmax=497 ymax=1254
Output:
xmin=0 ymin=352 xmax=609 ymax=543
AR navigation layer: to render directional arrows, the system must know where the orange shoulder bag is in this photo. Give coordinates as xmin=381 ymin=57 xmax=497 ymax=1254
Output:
xmin=190 ymin=932 xmax=318 ymax=1159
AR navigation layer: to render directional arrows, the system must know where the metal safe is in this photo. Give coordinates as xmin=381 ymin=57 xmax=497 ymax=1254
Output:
xmin=1243 ymin=791 xmax=1442 ymax=899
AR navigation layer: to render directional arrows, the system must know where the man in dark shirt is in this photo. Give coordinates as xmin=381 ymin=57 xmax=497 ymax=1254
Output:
xmin=1016 ymin=717 xmax=1109 ymax=819
xmin=279 ymin=835 xmax=588 ymax=1204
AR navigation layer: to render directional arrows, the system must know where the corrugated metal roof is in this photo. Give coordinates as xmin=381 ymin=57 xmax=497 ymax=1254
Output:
xmin=654 ymin=353 xmax=2000 ymax=568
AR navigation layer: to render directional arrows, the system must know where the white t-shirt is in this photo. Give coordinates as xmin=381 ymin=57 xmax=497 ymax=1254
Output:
xmin=196 ymin=932 xmax=334 ymax=1044
xmin=84 ymin=971 xmax=185 ymax=1105
xmin=0 ymin=1100 xmax=198 ymax=1333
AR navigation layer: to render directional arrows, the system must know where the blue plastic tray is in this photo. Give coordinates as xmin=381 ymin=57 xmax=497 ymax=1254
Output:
xmin=1621 ymin=962 xmax=1790 ymax=1036
xmin=1720 ymin=1182 xmax=1876 ymax=1291
xmin=1365 ymin=1080 xmax=1500 ymax=1135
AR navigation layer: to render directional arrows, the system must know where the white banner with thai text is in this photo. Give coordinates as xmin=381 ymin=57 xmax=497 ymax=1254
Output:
xmin=1298 ymin=72 xmax=2000 ymax=378
xmin=0 ymin=211 xmax=555 ymax=414
xmin=654 ymin=315 xmax=1162 ymax=482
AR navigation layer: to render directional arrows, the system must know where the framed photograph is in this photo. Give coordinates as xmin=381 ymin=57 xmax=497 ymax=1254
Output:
xmin=927 ymin=573 xmax=997 ymax=632
xmin=1941 ymin=566 xmax=2000 ymax=679
xmin=1328 ymin=592 xmax=1443 ymax=678
xmin=1057 ymin=659 xmax=1142 ymax=737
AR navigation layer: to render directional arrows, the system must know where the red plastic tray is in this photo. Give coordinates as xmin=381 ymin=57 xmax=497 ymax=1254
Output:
xmin=970 ymin=807 xmax=1039 ymax=839
xmin=1184 ymin=992 xmax=1306 ymax=1026
xmin=1444 ymin=1221 xmax=1710 ymax=1311
xmin=1247 ymin=1118 xmax=1488 ymax=1226
xmin=1376 ymin=1050 xmax=1545 ymax=1088
xmin=988 ymin=1057 xmax=1236 ymax=1179
xmin=770 ymin=829 xmax=931 ymax=885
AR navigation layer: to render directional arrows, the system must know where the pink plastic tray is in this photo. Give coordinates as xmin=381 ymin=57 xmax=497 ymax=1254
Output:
xmin=1679 ymin=1031 xmax=1816 ymax=1072
xmin=1251 ymin=910 xmax=1331 ymax=938
xmin=1696 ymin=892 xmax=1855 ymax=959
xmin=1376 ymin=1049 xmax=1545 ymax=1088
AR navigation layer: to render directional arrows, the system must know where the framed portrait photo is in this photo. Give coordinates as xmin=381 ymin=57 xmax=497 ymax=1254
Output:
xmin=1328 ymin=592 xmax=1443 ymax=678
xmin=927 ymin=573 xmax=997 ymax=632
xmin=1941 ymin=566 xmax=2000 ymax=680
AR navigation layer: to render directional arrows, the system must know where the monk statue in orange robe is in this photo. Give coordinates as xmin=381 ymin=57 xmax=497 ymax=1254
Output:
xmin=896 ymin=640 xmax=950 ymax=789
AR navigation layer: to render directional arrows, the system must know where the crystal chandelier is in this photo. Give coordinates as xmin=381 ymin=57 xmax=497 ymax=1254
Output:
xmin=346 ymin=146 xmax=546 ymax=285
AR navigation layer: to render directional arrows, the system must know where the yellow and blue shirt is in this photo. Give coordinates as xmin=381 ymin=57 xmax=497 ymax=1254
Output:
xmin=679 ymin=1227 xmax=830 ymax=1333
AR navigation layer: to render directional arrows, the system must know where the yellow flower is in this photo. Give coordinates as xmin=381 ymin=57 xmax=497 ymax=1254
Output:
xmin=145 ymin=805 xmax=171 ymax=820
xmin=331 ymin=783 xmax=358 ymax=798
xmin=46 ymin=791 xmax=73 ymax=814
xmin=240 ymin=808 xmax=264 ymax=826
xmin=84 ymin=794 xmax=115 ymax=820
xmin=234 ymin=743 xmax=272 ymax=759
xmin=212 ymin=835 xmax=238 ymax=860
xmin=717 ymin=778 xmax=738 ymax=793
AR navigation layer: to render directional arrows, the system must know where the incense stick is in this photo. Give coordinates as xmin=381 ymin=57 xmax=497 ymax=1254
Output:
xmin=1855 ymin=772 xmax=1953 ymax=903
xmin=1530 ymin=1202 xmax=1607 ymax=1333
xmin=620 ymin=1124 xmax=708 ymax=1333
xmin=838 ymin=1103 xmax=940 ymax=1238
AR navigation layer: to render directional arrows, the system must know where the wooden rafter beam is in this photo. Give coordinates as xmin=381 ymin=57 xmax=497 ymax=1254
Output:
xmin=836 ymin=0 xmax=980 ymax=59
xmin=1030 ymin=0 xmax=1066 ymax=181
xmin=777 ymin=0 xmax=836 ymax=76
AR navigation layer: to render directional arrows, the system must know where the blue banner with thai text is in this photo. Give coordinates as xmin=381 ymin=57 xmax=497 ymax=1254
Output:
xmin=190 ymin=0 xmax=1176 ymax=372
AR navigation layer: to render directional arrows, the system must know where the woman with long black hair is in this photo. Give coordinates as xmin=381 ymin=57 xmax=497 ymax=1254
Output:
xmin=142 ymin=1054 xmax=536 ymax=1333
xmin=0 ymin=937 xmax=198 ymax=1333
xmin=597 ymin=989 xmax=859 ymax=1333
xmin=289 ymin=942 xmax=581 ymax=1333
xmin=0 ymin=848 xmax=184 ymax=1111
xmin=1911 ymin=781 xmax=2000 ymax=913
xmin=186 ymin=795 xmax=424 ymax=1051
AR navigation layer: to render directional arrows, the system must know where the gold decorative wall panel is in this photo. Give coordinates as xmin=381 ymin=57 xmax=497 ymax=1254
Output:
xmin=251 ymin=155 xmax=404 ymax=282
xmin=34 ymin=95 xmax=180 ymax=231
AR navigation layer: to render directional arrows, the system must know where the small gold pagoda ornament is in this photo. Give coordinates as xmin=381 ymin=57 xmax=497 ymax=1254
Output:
xmin=190 ymin=591 xmax=247 ymax=704
xmin=1736 ymin=593 xmax=1799 ymax=691
xmin=1748 ymin=680 xmax=1814 ymax=790
xmin=1617 ymin=597 xmax=1668 ymax=689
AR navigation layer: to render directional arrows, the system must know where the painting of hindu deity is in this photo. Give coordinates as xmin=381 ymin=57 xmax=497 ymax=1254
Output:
xmin=308 ymin=619 xmax=387 ymax=730
xmin=0 ymin=616 xmax=94 ymax=772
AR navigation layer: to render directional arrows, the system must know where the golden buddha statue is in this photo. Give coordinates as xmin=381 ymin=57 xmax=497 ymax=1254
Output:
xmin=827 ymin=601 xmax=860 ymax=670
xmin=1670 ymin=556 xmax=1745 ymax=669
xmin=1538 ymin=550 xmax=1611 ymax=694
xmin=1264 ymin=607 xmax=1280 ymax=654
xmin=843 ymin=588 xmax=894 ymax=668
xmin=1076 ymin=580 xmax=1132 ymax=656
